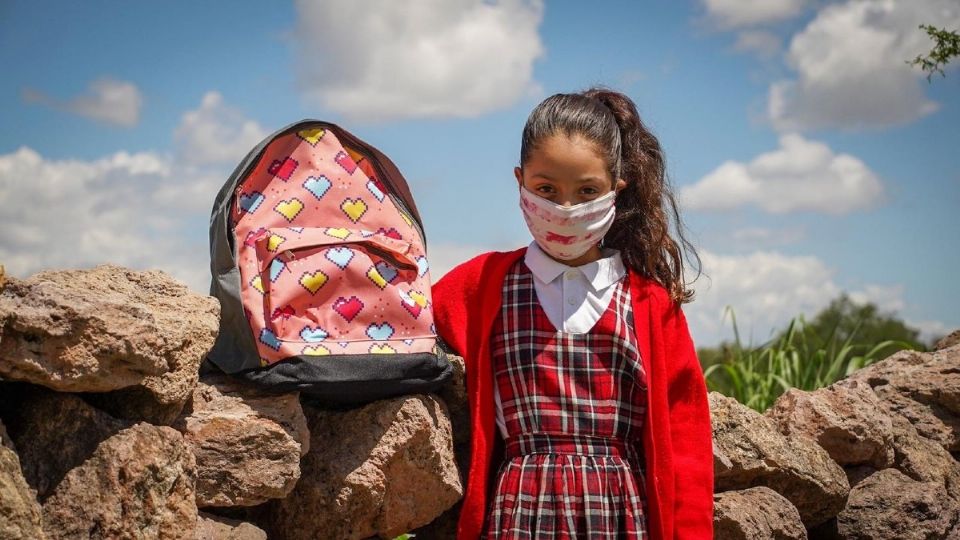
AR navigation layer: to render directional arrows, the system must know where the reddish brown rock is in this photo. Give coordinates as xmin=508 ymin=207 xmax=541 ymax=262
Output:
xmin=40 ymin=423 xmax=197 ymax=539
xmin=713 ymin=487 xmax=807 ymax=540
xmin=764 ymin=379 xmax=895 ymax=468
xmin=835 ymin=468 xmax=958 ymax=540
xmin=172 ymin=378 xmax=306 ymax=507
xmin=849 ymin=347 xmax=960 ymax=452
xmin=269 ymin=394 xmax=462 ymax=540
xmin=711 ymin=392 xmax=849 ymax=527
xmin=0 ymin=419 xmax=45 ymax=540
xmin=0 ymin=384 xmax=128 ymax=499
xmin=196 ymin=512 xmax=267 ymax=540
xmin=0 ymin=265 xmax=219 ymax=421
xmin=935 ymin=330 xmax=960 ymax=351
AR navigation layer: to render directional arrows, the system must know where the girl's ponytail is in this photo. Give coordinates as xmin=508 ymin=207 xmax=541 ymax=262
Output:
xmin=581 ymin=87 xmax=702 ymax=305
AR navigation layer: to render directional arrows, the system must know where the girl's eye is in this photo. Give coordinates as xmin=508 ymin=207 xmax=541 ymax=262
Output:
xmin=536 ymin=185 xmax=555 ymax=194
xmin=581 ymin=187 xmax=599 ymax=195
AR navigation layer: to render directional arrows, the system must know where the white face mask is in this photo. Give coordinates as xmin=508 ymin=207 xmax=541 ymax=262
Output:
xmin=519 ymin=185 xmax=616 ymax=261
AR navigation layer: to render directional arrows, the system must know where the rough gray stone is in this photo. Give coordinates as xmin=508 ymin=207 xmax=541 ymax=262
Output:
xmin=711 ymin=392 xmax=849 ymax=527
xmin=0 ymin=265 xmax=219 ymax=421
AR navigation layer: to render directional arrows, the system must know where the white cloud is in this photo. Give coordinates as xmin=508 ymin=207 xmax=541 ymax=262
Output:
xmin=681 ymin=133 xmax=884 ymax=214
xmin=684 ymin=249 xmax=948 ymax=347
xmin=292 ymin=0 xmax=545 ymax=122
xmin=0 ymin=146 xmax=209 ymax=291
xmin=732 ymin=30 xmax=782 ymax=58
xmin=174 ymin=91 xmax=267 ymax=165
xmin=731 ymin=225 xmax=805 ymax=246
xmin=702 ymin=0 xmax=808 ymax=28
xmin=24 ymin=78 xmax=143 ymax=127
xmin=768 ymin=0 xmax=960 ymax=131
xmin=0 ymin=92 xmax=268 ymax=294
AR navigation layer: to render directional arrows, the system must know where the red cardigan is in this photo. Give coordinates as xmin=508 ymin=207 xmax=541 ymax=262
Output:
xmin=431 ymin=247 xmax=714 ymax=540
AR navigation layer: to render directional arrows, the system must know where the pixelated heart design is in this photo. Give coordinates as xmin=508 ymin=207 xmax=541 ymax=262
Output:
xmin=366 ymin=266 xmax=388 ymax=290
xmin=269 ymin=259 xmax=286 ymax=282
xmin=332 ymin=296 xmax=363 ymax=322
xmin=297 ymin=128 xmax=325 ymax=145
xmin=272 ymin=305 xmax=295 ymax=320
xmin=377 ymin=227 xmax=402 ymax=240
xmin=366 ymin=180 xmax=385 ymax=202
xmin=250 ymin=275 xmax=265 ymax=294
xmin=245 ymin=227 xmax=267 ymax=247
xmin=399 ymin=290 xmax=422 ymax=319
xmin=341 ymin=198 xmax=367 ymax=223
xmin=299 ymin=325 xmax=328 ymax=342
xmin=415 ymin=256 xmax=429 ymax=278
xmin=359 ymin=229 xmax=375 ymax=238
xmin=325 ymin=247 xmax=354 ymax=269
xmin=267 ymin=234 xmax=286 ymax=252
xmin=325 ymin=227 xmax=351 ymax=240
xmin=374 ymin=261 xmax=399 ymax=283
xmin=430 ymin=323 xmax=436 ymax=333
xmin=403 ymin=339 xmax=414 ymax=346
xmin=259 ymin=328 xmax=281 ymax=351
xmin=275 ymin=198 xmax=304 ymax=222
xmin=302 ymin=345 xmax=330 ymax=356
xmin=268 ymin=157 xmax=298 ymax=180
xmin=299 ymin=270 xmax=328 ymax=294
xmin=369 ymin=344 xmax=397 ymax=354
xmin=366 ymin=322 xmax=395 ymax=341
xmin=239 ymin=191 xmax=264 ymax=214
xmin=303 ymin=175 xmax=331 ymax=200
xmin=409 ymin=290 xmax=428 ymax=308
xmin=334 ymin=150 xmax=358 ymax=174
xmin=338 ymin=342 xmax=349 ymax=348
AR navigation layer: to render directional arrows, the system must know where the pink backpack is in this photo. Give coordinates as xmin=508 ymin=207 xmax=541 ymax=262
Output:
xmin=206 ymin=120 xmax=451 ymax=404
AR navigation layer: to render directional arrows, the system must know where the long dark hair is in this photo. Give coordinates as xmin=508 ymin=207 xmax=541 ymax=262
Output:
xmin=519 ymin=86 xmax=703 ymax=305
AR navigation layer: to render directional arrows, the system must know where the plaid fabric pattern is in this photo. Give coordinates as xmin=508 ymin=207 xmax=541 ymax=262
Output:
xmin=483 ymin=260 xmax=649 ymax=539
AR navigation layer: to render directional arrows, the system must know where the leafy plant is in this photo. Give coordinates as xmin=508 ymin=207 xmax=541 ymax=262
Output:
xmin=703 ymin=305 xmax=915 ymax=412
xmin=908 ymin=24 xmax=960 ymax=81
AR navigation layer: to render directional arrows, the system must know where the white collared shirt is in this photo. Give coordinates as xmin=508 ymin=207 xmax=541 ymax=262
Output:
xmin=494 ymin=241 xmax=629 ymax=438
xmin=524 ymin=240 xmax=628 ymax=334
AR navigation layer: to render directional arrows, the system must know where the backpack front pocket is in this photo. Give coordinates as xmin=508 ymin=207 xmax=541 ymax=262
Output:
xmin=251 ymin=226 xmax=435 ymax=358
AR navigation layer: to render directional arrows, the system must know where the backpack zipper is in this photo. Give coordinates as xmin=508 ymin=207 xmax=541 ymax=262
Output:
xmin=230 ymin=121 xmax=428 ymax=248
xmin=330 ymin=128 xmax=427 ymax=247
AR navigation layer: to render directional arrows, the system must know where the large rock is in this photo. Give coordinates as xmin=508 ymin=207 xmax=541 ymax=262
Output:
xmin=935 ymin=330 xmax=960 ymax=351
xmin=834 ymin=468 xmax=958 ymax=540
xmin=711 ymin=392 xmax=849 ymax=527
xmin=40 ymin=423 xmax=197 ymax=540
xmin=885 ymin=404 xmax=960 ymax=503
xmin=764 ymin=379 xmax=895 ymax=469
xmin=171 ymin=376 xmax=307 ymax=508
xmin=0 ymin=419 xmax=45 ymax=540
xmin=0 ymin=265 xmax=220 ymax=421
xmin=0 ymin=384 xmax=128 ymax=499
xmin=849 ymin=347 xmax=960 ymax=452
xmin=196 ymin=512 xmax=267 ymax=540
xmin=269 ymin=394 xmax=462 ymax=540
xmin=713 ymin=487 xmax=807 ymax=540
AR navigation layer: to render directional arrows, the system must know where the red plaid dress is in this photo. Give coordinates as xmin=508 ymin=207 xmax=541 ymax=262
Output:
xmin=483 ymin=260 xmax=649 ymax=539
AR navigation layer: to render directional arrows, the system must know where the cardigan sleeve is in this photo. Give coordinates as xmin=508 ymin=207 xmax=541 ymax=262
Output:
xmin=662 ymin=301 xmax=715 ymax=539
xmin=431 ymin=255 xmax=487 ymax=359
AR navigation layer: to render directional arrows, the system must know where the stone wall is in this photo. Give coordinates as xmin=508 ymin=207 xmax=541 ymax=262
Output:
xmin=1 ymin=263 xmax=958 ymax=539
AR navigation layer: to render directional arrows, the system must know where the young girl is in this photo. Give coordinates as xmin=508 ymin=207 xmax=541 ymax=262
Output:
xmin=432 ymin=88 xmax=714 ymax=539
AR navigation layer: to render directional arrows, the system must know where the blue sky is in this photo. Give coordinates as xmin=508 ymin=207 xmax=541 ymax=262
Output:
xmin=2 ymin=0 xmax=958 ymax=347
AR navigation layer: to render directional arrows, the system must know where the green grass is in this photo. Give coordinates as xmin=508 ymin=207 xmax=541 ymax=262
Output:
xmin=702 ymin=306 xmax=916 ymax=412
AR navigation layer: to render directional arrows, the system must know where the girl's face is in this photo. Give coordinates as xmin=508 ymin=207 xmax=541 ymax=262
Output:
xmin=515 ymin=133 xmax=626 ymax=206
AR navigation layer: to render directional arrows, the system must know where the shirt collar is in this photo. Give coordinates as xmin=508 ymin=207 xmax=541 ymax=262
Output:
xmin=525 ymin=241 xmax=627 ymax=292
